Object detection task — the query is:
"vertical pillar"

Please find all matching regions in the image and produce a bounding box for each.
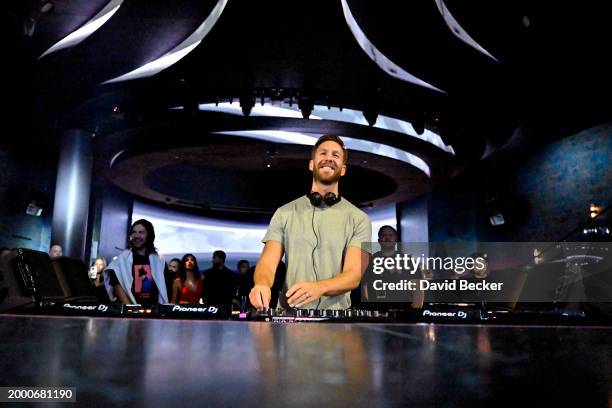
[51,129,93,259]
[399,196,429,241]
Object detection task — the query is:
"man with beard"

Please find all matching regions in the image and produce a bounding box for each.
[249,135,371,310]
[362,225,422,308]
[105,219,169,306]
[362,225,400,302]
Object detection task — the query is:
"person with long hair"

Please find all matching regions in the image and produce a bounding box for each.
[91,257,111,302]
[171,254,204,304]
[105,219,169,306]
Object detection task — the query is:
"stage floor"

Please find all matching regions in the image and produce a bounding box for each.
[0,315,611,407]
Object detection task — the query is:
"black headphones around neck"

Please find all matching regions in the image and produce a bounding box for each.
[307,191,341,207]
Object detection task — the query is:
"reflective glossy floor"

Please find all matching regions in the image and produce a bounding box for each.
[0,315,611,407]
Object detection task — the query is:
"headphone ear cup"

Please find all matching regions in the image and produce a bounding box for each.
[323,192,341,206]
[308,192,322,206]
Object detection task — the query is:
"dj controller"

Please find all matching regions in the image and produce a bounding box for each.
[3,248,610,325]
[9,301,605,325]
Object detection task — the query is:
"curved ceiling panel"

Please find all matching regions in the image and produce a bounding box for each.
[198,102,455,155]
[35,0,221,94]
[340,0,445,93]
[39,0,124,59]
[213,130,432,177]
[106,140,429,217]
[103,0,228,83]
[434,0,499,62]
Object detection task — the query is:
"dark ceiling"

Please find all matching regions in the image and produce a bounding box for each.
[6,0,611,218]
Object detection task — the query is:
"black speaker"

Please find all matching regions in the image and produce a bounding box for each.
[0,249,98,312]
[13,248,65,302]
[0,251,35,312]
[51,257,97,303]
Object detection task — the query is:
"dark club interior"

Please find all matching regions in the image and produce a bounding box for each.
[2,1,611,406]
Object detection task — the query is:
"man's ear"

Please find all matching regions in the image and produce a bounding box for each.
[308,159,314,172]
[340,163,347,176]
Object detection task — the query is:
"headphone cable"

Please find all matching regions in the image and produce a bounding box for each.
[311,203,322,311]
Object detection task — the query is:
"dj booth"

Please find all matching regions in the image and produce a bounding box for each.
[1,249,611,406]
[2,248,610,324]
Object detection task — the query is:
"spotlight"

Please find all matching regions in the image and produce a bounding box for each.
[363,107,378,126]
[184,98,198,116]
[271,89,284,106]
[429,112,441,127]
[412,112,425,135]
[239,95,255,116]
[298,97,314,119]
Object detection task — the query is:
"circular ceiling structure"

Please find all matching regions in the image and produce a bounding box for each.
[107,138,431,215]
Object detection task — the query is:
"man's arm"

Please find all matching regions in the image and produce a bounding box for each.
[171,278,181,304]
[114,284,132,304]
[106,269,131,304]
[286,246,370,308]
[249,240,284,309]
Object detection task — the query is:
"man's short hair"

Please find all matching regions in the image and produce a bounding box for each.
[311,134,347,163]
[213,250,226,262]
[169,258,181,264]
[377,225,398,238]
[237,260,249,268]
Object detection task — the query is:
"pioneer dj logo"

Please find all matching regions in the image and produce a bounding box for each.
[63,303,109,312]
[171,305,218,314]
[422,309,467,319]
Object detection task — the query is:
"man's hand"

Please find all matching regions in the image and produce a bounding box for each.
[286,281,325,308]
[249,284,272,310]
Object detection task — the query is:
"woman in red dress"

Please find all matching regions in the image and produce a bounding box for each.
[171,253,204,304]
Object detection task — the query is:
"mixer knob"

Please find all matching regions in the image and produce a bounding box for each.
[345,309,354,317]
[296,309,307,317]
[372,310,380,318]
[308,309,317,317]
[332,310,344,318]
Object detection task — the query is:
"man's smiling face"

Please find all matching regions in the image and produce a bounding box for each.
[309,140,347,184]
[131,224,148,250]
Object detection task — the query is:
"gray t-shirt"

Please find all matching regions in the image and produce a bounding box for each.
[262,195,372,310]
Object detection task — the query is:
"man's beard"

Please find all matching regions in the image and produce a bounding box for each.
[313,164,342,185]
